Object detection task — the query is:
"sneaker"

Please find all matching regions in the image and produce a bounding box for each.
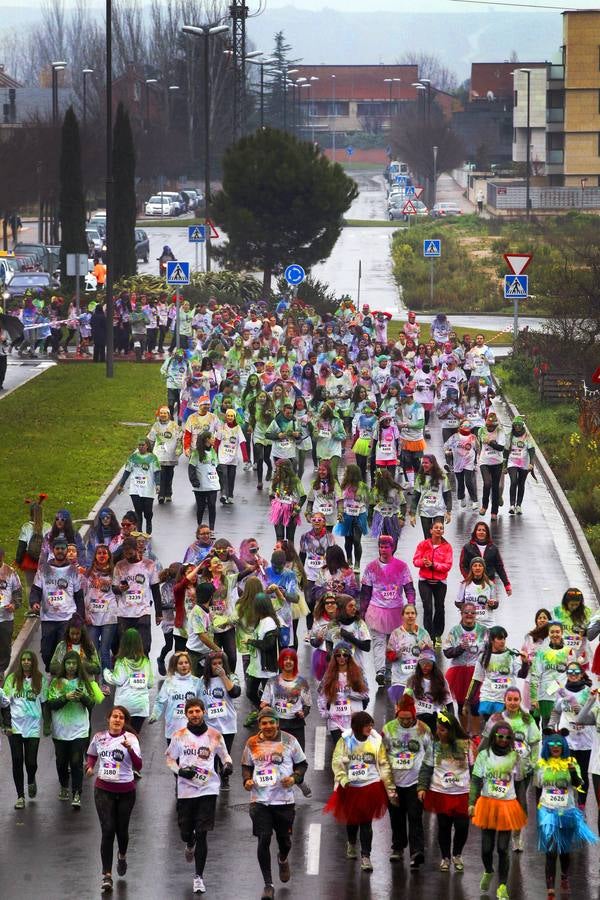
[166,497,172,503]
[472,501,479,511]
[278,855,291,883]
[440,858,451,872]
[460,499,467,509]
[220,495,227,505]
[58,787,70,801]
[225,497,234,505]
[346,842,358,859]
[299,781,312,797]
[491,513,498,522]
[410,851,425,869]
[116,856,127,876]
[265,470,272,482]
[424,429,431,439]
[453,855,464,871]
[157,657,167,677]
[101,875,113,894]
[479,507,487,516]
[158,497,165,505]
[185,843,196,863]
[220,774,230,791]
[546,891,556,899]
[480,871,493,891]
[353,565,361,574]
[497,886,510,900]
[28,782,37,799]
[14,797,25,809]
[512,832,524,852]
[71,791,81,809]
[193,875,206,894]
[261,885,275,900]
[516,506,522,515]
[509,506,515,515]
[560,875,569,893]
[375,670,386,686]
[434,637,442,649]
[257,483,263,491]
[390,848,403,861]
[360,856,373,872]
[209,531,216,539]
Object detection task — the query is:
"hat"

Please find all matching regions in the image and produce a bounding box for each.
[198,395,210,405]
[512,416,525,426]
[418,648,437,664]
[332,640,354,655]
[257,706,280,723]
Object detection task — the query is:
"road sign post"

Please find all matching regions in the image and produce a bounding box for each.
[166,261,191,350]
[67,253,88,316]
[357,259,362,305]
[284,264,306,287]
[188,225,206,273]
[423,240,441,307]
[503,274,529,341]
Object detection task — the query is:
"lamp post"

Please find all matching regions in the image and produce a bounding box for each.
[51,61,67,125]
[308,76,319,144]
[432,144,438,210]
[519,68,532,221]
[247,56,276,129]
[581,176,588,209]
[182,23,230,273]
[104,0,114,377]
[82,67,93,130]
[331,74,336,162]
[168,84,180,129]
[383,76,401,127]
[300,82,310,139]
[144,77,157,131]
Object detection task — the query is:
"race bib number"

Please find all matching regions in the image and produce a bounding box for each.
[221,439,237,462]
[416,699,434,714]
[255,767,278,788]
[380,588,398,604]
[133,474,147,490]
[275,700,290,716]
[489,779,509,798]
[422,492,439,508]
[546,679,562,697]
[48,589,67,608]
[206,468,220,488]
[90,598,107,612]
[334,701,351,717]
[100,760,120,781]
[490,676,509,692]
[318,500,334,516]
[175,703,186,718]
[359,429,372,439]
[378,441,393,456]
[348,763,370,783]
[318,427,331,439]
[401,658,418,675]
[130,671,147,690]
[279,439,293,451]
[475,605,487,620]
[192,767,211,785]
[305,554,325,573]
[391,752,414,770]
[514,739,528,758]
[345,500,362,517]
[206,701,226,719]
[542,787,568,808]
[377,504,395,518]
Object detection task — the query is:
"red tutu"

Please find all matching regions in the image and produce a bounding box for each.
[324,780,389,825]
[423,790,469,817]
[592,643,600,675]
[446,666,478,706]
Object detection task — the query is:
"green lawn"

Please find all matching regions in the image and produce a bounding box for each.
[388,321,513,347]
[2,364,164,629]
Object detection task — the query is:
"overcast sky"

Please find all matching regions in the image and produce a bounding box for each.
[0,0,585,10]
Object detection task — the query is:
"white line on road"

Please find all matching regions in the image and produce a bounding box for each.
[305,823,321,875]
[313,726,326,771]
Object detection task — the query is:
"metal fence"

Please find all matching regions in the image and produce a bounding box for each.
[488,181,600,210]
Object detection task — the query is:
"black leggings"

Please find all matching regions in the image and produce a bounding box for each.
[436,813,469,859]
[246,675,267,708]
[8,734,39,797]
[218,464,236,499]
[214,627,237,672]
[194,490,217,528]
[158,631,174,663]
[254,443,272,484]
[53,737,87,792]
[94,787,136,873]
[480,463,502,514]
[419,579,447,641]
[131,495,154,533]
[572,748,590,804]
[344,521,364,567]
[482,828,511,883]
[274,523,297,544]
[419,514,444,539]
[508,468,529,507]
[545,851,570,888]
[456,469,477,501]
[347,822,372,855]
[159,466,175,499]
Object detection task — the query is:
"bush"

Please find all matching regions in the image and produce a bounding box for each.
[275,275,338,318]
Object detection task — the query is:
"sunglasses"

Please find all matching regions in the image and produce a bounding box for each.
[334,651,350,658]
[547,740,563,747]
[495,734,511,741]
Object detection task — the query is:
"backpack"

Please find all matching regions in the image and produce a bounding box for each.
[27,527,43,562]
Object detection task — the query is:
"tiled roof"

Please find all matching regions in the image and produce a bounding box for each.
[292,65,419,101]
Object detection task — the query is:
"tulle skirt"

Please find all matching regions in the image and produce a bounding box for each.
[352,437,371,456]
[472,796,527,832]
[423,790,469,817]
[446,666,477,707]
[324,780,390,825]
[334,512,368,537]
[365,604,403,636]
[592,643,600,675]
[371,511,402,542]
[311,647,329,680]
[537,805,598,853]
[269,499,300,527]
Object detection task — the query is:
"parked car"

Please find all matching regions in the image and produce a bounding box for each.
[387,189,405,208]
[135,228,149,262]
[180,189,199,210]
[2,271,58,298]
[0,255,21,285]
[145,195,177,216]
[430,202,463,218]
[14,242,47,268]
[86,226,104,254]
[160,192,185,215]
[389,200,429,221]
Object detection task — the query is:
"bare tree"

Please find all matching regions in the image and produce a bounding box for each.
[398,51,458,94]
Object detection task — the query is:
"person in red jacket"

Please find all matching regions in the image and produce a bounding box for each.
[413,521,453,647]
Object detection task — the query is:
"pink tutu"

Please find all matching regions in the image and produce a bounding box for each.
[269,499,300,527]
[365,604,403,635]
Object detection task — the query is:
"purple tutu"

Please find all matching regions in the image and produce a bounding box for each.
[269,498,300,527]
[371,510,402,543]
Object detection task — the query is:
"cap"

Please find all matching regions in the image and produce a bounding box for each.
[257,706,280,723]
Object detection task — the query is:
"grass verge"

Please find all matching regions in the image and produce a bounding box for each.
[388,321,513,347]
[2,364,164,631]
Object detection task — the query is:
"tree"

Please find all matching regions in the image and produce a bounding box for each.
[211,128,358,296]
[112,103,137,281]
[398,52,458,94]
[58,106,87,282]
[265,31,300,131]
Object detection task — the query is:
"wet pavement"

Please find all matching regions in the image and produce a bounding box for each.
[0,358,55,398]
[1,383,596,900]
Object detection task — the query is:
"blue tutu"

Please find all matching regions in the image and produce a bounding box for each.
[537,805,598,854]
[334,512,368,537]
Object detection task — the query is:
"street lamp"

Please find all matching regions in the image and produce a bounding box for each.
[581,176,588,208]
[105,0,114,377]
[168,83,180,129]
[412,78,432,123]
[51,61,67,125]
[383,76,401,126]
[331,74,336,162]
[82,68,93,130]
[308,76,319,144]
[519,68,532,221]
[247,55,277,129]
[182,23,230,272]
[144,77,158,131]
[432,144,439,209]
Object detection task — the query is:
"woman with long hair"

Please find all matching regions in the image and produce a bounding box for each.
[148,650,203,743]
[245,592,280,715]
[83,546,117,691]
[477,412,505,522]
[464,626,525,722]
[456,556,499,629]
[409,454,452,539]
[41,508,85,564]
[504,415,535,515]
[417,713,472,873]
[261,648,311,753]
[460,521,512,597]
[530,621,583,728]
[49,615,101,679]
[86,705,142,894]
[370,468,406,550]
[47,651,100,808]
[443,603,488,735]
[413,519,453,646]
[549,662,593,810]
[188,432,220,533]
[103,628,153,733]
[306,460,343,533]
[234,576,266,678]
[268,459,306,544]
[334,464,370,572]
[0,649,47,808]
[556,588,593,662]
[309,592,341,680]
[86,508,120,564]
[201,650,241,789]
[386,603,433,689]
[405,649,454,733]
[318,641,369,743]
[293,395,314,480]
[247,390,275,489]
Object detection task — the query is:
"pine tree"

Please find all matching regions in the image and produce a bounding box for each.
[58,106,87,284]
[264,31,300,131]
[112,102,137,281]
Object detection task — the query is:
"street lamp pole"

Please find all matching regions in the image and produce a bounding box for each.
[82,68,93,130]
[182,23,229,273]
[331,74,336,162]
[144,77,157,131]
[105,0,114,378]
[522,68,531,222]
[432,144,438,210]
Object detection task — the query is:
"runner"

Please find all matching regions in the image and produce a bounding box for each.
[386,603,433,688]
[412,520,453,646]
[503,416,534,515]
[0,546,22,679]
[112,537,162,654]
[149,650,203,743]
[455,557,499,629]
[147,405,182,504]
[201,650,241,789]
[103,629,153,733]
[116,439,160,534]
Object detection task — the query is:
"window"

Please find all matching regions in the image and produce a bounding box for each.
[514,90,518,107]
[513,127,517,142]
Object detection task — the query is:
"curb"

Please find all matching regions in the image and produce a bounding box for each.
[0,361,55,402]
[6,465,125,674]
[494,376,600,602]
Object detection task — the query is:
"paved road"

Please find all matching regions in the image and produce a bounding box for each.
[0,358,55,398]
[1,384,596,900]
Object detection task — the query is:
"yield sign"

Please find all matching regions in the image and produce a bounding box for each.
[414,185,424,200]
[592,366,600,384]
[402,199,417,214]
[205,217,220,239]
[503,253,533,276]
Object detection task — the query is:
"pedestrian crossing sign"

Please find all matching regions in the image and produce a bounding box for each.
[504,274,528,299]
[188,225,206,242]
[423,239,441,258]
[166,261,191,285]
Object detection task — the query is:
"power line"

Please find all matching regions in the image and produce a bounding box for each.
[448,0,578,9]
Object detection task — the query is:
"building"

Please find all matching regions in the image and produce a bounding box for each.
[0,65,73,131]
[112,63,164,131]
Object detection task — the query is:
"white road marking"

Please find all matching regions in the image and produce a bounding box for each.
[314,726,326,771]
[305,823,321,875]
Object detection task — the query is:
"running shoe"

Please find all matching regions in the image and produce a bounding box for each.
[480,871,493,891]
[375,670,386,686]
[278,855,291,883]
[71,792,81,809]
[508,507,516,515]
[439,858,451,871]
[360,856,373,872]
[472,501,479,511]
[220,774,230,791]
[512,832,524,852]
[346,842,358,859]
[491,513,498,522]
[157,657,167,677]
[257,483,263,491]
[353,565,361,575]
[58,787,70,801]
[220,496,227,505]
[158,497,165,505]
[460,499,467,509]
[516,506,522,515]
[299,781,312,797]
[185,843,196,863]
[453,855,464,871]
[193,875,206,894]
[225,497,234,505]
[14,797,25,809]
[390,848,403,861]
[28,782,37,798]
[261,885,275,900]
[497,886,510,900]
[101,875,113,894]
[117,856,127,876]
[410,851,425,869]
[265,470,272,482]
[479,507,487,516]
